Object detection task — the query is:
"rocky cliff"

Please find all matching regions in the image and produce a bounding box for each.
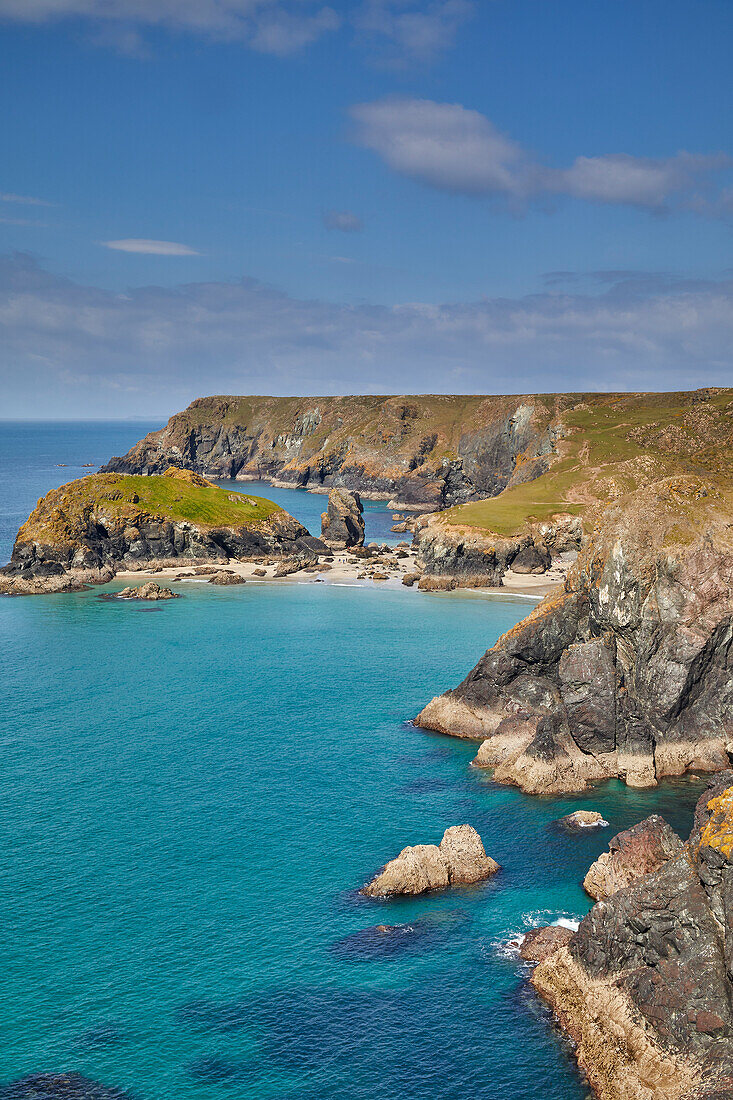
[101,393,577,508]
[532,774,733,1100]
[416,475,733,792]
[0,467,314,595]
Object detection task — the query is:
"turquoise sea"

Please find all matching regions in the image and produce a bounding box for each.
[1,422,706,1099]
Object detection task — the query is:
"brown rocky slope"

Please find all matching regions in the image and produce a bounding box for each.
[416,475,733,793]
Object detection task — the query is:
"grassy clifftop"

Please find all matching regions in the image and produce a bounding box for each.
[442,388,733,536]
[19,467,281,545]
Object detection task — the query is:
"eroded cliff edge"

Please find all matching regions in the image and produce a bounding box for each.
[531,775,733,1100]
[416,476,733,793]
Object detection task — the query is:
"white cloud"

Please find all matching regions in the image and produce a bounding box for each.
[355,0,474,63]
[350,96,731,212]
[0,0,340,55]
[322,209,364,232]
[1,252,731,417]
[102,238,200,255]
[0,191,55,206]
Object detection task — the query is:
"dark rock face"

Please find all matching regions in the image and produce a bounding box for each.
[320,489,365,548]
[532,777,733,1100]
[101,395,561,508]
[510,545,550,574]
[583,815,685,900]
[0,1074,136,1099]
[416,480,733,792]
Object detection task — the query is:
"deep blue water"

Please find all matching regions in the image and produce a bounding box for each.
[0,422,705,1099]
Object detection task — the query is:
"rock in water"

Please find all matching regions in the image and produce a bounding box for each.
[361,824,499,897]
[555,810,609,831]
[208,571,246,585]
[582,814,684,900]
[320,489,365,549]
[520,925,574,963]
[115,582,178,600]
[531,774,733,1100]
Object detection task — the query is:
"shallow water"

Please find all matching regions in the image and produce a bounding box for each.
[0,423,706,1099]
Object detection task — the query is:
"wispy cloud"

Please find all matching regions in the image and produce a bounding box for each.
[1,191,55,207]
[355,0,474,64]
[350,96,731,213]
[101,239,200,255]
[0,0,340,55]
[322,209,364,232]
[1,252,731,416]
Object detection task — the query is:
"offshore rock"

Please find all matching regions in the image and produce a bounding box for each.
[115,582,178,600]
[520,925,574,964]
[416,477,733,792]
[320,488,365,548]
[583,815,684,901]
[361,824,499,897]
[555,810,609,831]
[531,776,733,1100]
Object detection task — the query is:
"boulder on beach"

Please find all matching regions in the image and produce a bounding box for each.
[115,581,178,600]
[555,810,609,831]
[520,925,574,964]
[361,824,499,897]
[582,814,684,901]
[509,544,550,574]
[320,488,365,549]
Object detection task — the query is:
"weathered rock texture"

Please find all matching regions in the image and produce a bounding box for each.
[320,488,365,548]
[101,394,566,508]
[555,810,609,831]
[414,512,581,588]
[361,824,499,897]
[532,775,733,1100]
[115,582,178,600]
[583,815,685,901]
[520,925,574,963]
[416,476,733,792]
[0,468,314,595]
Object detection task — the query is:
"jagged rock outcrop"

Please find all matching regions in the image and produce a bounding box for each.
[583,815,685,901]
[416,477,733,792]
[101,394,565,508]
[532,775,733,1100]
[555,810,609,831]
[361,824,499,897]
[320,488,365,548]
[413,512,581,588]
[0,468,314,595]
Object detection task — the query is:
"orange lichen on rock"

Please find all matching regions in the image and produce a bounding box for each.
[698,789,733,860]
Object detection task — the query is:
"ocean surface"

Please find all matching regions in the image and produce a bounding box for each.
[0,421,706,1099]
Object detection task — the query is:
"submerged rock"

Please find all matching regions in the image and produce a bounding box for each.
[531,774,733,1100]
[361,824,499,897]
[115,582,178,600]
[582,814,684,901]
[320,489,365,549]
[0,1074,136,1099]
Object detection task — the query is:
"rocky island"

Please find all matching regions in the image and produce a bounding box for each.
[0,466,318,595]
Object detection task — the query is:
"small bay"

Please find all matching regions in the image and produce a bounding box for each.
[0,423,704,1099]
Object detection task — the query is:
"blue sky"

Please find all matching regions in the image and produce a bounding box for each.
[1,0,732,416]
